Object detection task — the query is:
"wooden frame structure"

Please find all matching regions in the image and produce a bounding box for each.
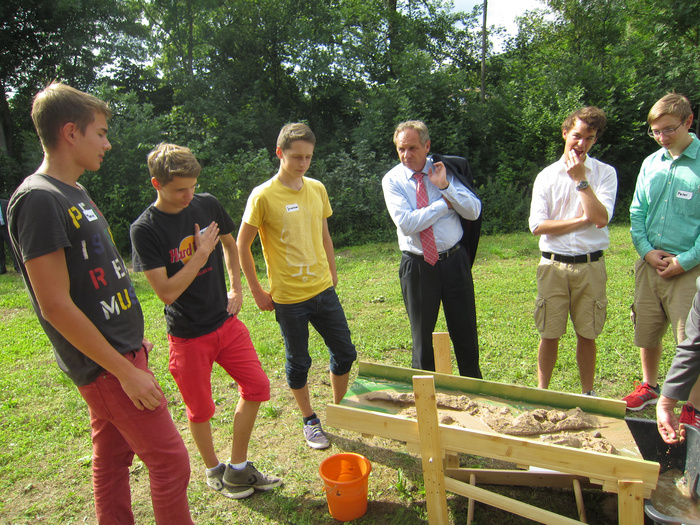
[327,349,660,524]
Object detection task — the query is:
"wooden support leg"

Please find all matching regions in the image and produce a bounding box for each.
[572,478,587,523]
[433,332,452,375]
[467,473,476,525]
[617,480,644,525]
[444,451,459,469]
[413,375,449,525]
[432,333,460,469]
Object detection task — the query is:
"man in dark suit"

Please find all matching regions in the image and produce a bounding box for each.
[0,197,19,274]
[382,120,482,378]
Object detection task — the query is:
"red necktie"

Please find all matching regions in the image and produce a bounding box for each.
[413,172,439,265]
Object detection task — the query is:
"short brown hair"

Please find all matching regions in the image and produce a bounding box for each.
[648,93,693,125]
[31,82,112,151]
[393,120,430,145]
[147,143,201,186]
[277,123,316,151]
[562,107,607,138]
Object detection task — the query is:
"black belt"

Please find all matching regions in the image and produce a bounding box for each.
[405,244,461,261]
[542,250,603,264]
[438,244,461,260]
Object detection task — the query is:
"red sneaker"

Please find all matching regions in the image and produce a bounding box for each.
[622,381,659,411]
[679,403,700,429]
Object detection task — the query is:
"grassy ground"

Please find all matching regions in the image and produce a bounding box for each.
[0,223,674,524]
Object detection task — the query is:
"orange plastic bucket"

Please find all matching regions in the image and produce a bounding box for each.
[319,453,372,521]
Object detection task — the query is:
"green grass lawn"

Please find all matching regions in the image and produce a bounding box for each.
[0,223,676,524]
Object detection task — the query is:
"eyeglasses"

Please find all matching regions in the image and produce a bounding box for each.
[647,122,684,138]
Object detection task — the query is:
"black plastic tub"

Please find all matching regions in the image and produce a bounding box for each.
[626,417,700,525]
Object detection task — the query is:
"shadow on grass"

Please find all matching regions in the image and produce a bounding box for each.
[238,490,428,525]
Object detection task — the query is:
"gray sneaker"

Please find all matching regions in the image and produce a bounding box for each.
[223,462,282,491]
[303,418,330,449]
[206,463,255,499]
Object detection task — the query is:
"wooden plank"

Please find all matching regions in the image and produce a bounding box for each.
[414,376,449,524]
[438,424,659,493]
[355,361,626,418]
[446,468,596,489]
[326,403,659,493]
[433,332,452,375]
[444,476,584,525]
[327,403,419,444]
[617,480,644,525]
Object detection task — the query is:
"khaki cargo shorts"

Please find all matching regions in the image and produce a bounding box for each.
[534,257,607,340]
[631,259,700,348]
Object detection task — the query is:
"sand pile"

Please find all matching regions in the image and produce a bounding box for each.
[366,390,615,453]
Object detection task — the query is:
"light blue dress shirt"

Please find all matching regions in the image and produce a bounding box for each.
[382,156,481,255]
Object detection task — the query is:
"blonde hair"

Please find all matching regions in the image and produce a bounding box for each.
[277,123,316,151]
[147,143,201,185]
[393,120,430,145]
[648,93,693,125]
[31,82,112,150]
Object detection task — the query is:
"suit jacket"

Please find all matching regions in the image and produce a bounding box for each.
[432,154,482,264]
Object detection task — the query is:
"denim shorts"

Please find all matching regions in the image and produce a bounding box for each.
[274,287,356,389]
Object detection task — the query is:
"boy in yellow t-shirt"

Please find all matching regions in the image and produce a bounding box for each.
[237,123,357,449]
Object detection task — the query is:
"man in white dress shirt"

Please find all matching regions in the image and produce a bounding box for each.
[382,120,483,377]
[529,107,618,395]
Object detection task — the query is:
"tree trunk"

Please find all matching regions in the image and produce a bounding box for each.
[0,81,14,158]
[480,0,487,102]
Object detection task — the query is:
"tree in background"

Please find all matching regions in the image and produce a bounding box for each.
[0,0,150,194]
[2,0,699,250]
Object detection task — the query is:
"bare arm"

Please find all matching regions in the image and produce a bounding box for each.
[26,250,162,410]
[565,150,609,228]
[532,215,590,236]
[142,221,220,305]
[322,218,338,287]
[220,233,242,316]
[236,221,274,311]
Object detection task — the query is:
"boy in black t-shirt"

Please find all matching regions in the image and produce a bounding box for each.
[130,143,281,499]
[8,84,193,524]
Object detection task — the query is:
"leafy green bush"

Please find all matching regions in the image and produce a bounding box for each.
[200,148,276,226]
[477,177,531,235]
[316,141,396,247]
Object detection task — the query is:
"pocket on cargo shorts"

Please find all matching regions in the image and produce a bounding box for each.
[594,298,608,337]
[534,298,546,333]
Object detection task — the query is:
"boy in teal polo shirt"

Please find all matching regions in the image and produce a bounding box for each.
[626,93,700,423]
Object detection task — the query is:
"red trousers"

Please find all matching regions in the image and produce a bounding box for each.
[78,348,193,524]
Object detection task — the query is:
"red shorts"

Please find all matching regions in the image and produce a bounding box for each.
[168,316,270,423]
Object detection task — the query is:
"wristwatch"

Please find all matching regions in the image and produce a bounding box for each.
[575,180,589,191]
